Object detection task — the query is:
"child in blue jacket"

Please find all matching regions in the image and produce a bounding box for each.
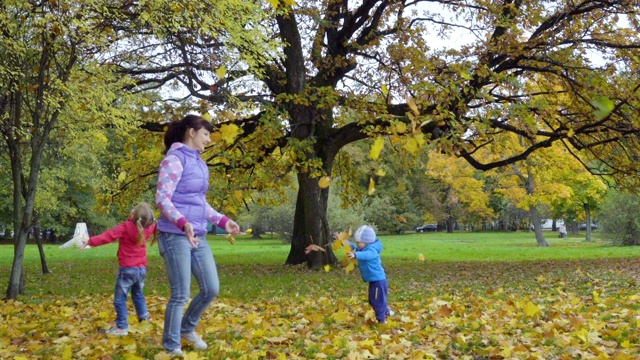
[347,225,392,323]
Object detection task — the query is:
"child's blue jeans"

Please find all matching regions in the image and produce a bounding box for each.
[114,266,149,329]
[368,279,389,323]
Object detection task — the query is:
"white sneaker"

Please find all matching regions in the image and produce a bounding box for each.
[167,348,183,357]
[104,327,128,336]
[181,331,207,350]
[387,309,395,316]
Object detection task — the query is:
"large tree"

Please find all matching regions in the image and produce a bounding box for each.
[0,1,144,299]
[117,0,640,269]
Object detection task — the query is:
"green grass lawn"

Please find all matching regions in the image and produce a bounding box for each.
[1,230,638,302]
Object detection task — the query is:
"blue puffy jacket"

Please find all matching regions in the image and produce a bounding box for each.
[350,240,386,282]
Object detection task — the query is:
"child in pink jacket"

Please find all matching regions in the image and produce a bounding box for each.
[82,202,156,335]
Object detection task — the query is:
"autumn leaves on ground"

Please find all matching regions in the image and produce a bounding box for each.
[2,250,640,359]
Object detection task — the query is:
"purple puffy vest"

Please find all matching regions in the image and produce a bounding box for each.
[157,145,210,236]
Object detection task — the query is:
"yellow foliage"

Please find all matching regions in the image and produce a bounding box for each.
[217,124,241,145]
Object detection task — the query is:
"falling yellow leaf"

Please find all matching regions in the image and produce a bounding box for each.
[394,215,407,223]
[304,244,326,254]
[381,84,389,96]
[226,234,235,245]
[266,0,279,8]
[368,177,375,195]
[418,253,425,261]
[406,96,419,115]
[216,65,227,79]
[324,264,331,272]
[369,136,384,160]
[245,228,253,234]
[318,176,331,189]
[117,171,126,183]
[376,169,386,176]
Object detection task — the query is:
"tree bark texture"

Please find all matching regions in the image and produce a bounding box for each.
[285,170,338,268]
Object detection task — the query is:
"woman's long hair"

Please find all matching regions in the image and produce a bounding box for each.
[163,114,214,153]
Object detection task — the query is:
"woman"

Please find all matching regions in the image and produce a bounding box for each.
[155,114,240,355]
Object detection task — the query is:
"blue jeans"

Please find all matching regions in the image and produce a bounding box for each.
[114,267,148,330]
[157,232,219,351]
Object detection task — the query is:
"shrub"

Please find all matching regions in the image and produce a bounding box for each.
[599,192,640,246]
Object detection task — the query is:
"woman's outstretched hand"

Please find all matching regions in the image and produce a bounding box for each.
[225,220,240,235]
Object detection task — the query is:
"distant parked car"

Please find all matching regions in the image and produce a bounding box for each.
[415,224,438,232]
[579,222,599,230]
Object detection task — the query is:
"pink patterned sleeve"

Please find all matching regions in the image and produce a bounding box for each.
[155,155,187,230]
[205,205,229,230]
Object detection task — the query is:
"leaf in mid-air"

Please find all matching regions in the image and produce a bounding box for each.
[394,215,406,223]
[318,176,331,189]
[216,65,227,79]
[304,244,326,254]
[369,136,384,160]
[406,96,419,115]
[591,95,615,119]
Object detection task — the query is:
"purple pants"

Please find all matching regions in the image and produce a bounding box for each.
[368,279,389,323]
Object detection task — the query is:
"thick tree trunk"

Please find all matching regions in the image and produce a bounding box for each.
[285,172,338,269]
[529,206,549,246]
[529,206,550,246]
[7,234,27,299]
[446,218,454,233]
